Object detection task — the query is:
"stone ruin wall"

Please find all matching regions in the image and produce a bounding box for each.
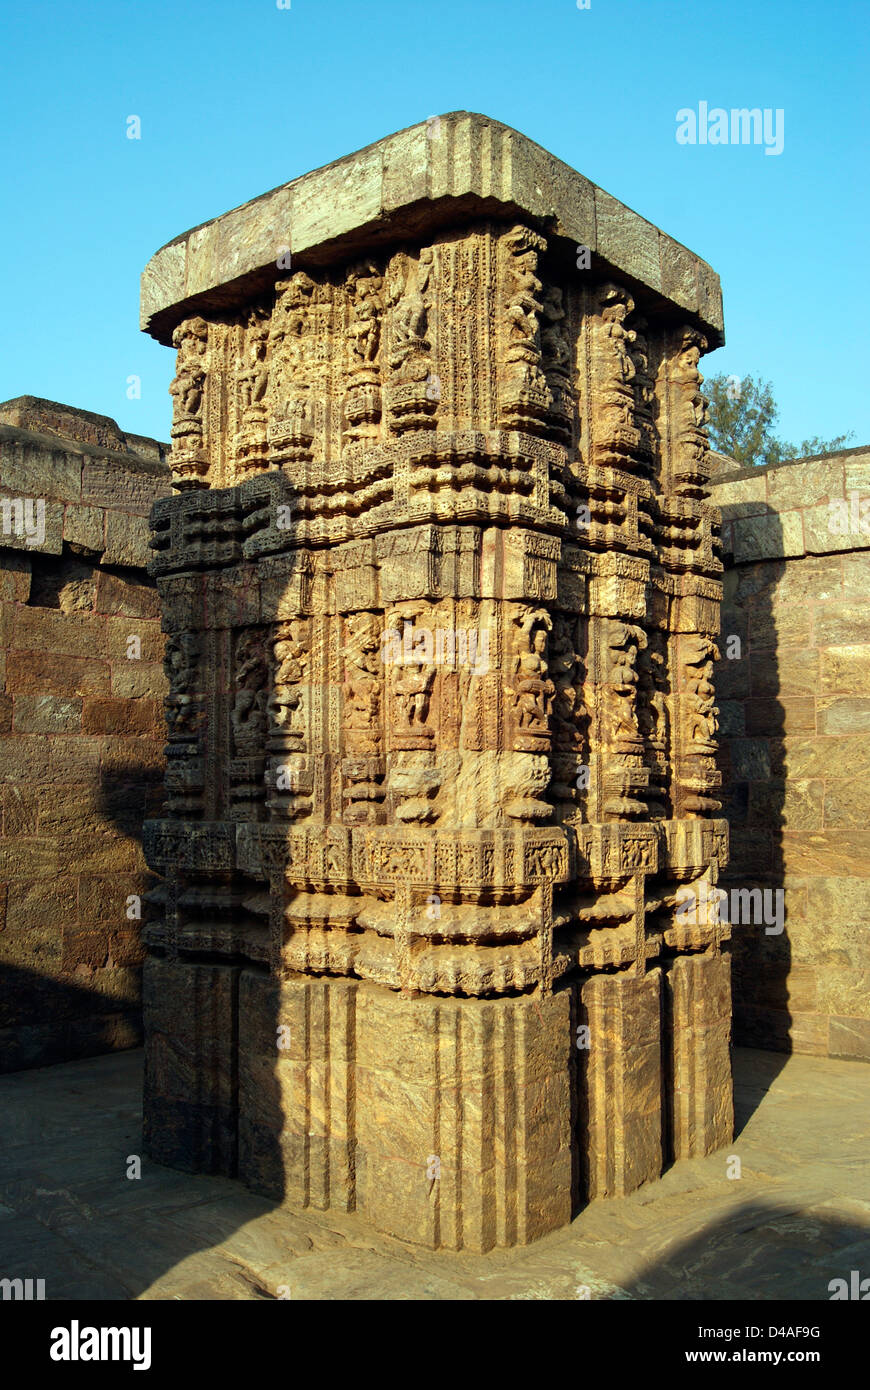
[2,398,863,1090]
[0,398,171,1071]
[140,190,734,1250]
[0,117,863,1255]
[711,446,870,1063]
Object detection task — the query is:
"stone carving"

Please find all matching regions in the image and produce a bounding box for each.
[344,260,384,443]
[168,317,209,488]
[231,629,269,755]
[604,619,645,745]
[234,309,270,474]
[268,273,317,468]
[342,612,385,825]
[499,225,551,430]
[600,619,652,821]
[591,284,642,468]
[628,317,656,469]
[676,631,722,818]
[162,631,204,818]
[541,283,573,438]
[142,121,731,1256]
[549,612,586,815]
[512,607,554,744]
[670,326,711,494]
[163,632,201,738]
[683,634,720,750]
[229,627,269,817]
[266,619,312,820]
[384,249,438,432]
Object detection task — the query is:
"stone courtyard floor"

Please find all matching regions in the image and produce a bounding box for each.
[0,1046,867,1301]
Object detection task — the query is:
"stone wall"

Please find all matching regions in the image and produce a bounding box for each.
[711,446,870,1062]
[0,398,171,1071]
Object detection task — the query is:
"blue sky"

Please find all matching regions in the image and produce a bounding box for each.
[1,0,867,448]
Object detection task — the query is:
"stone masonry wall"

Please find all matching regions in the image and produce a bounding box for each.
[0,398,171,1071]
[711,446,870,1062]
[2,397,867,1079]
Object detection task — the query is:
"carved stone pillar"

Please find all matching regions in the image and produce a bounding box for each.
[140,113,731,1251]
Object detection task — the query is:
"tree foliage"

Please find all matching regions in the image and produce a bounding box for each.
[705,373,855,467]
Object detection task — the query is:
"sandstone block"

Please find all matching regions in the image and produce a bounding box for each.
[578,970,662,1199]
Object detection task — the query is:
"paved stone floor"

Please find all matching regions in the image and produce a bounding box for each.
[0,1046,867,1300]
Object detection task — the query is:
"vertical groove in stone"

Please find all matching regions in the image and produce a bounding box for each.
[665,951,733,1160]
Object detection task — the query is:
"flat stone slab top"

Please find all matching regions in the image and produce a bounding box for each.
[140,111,723,347]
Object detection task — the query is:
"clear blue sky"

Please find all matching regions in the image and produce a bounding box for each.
[1,0,867,448]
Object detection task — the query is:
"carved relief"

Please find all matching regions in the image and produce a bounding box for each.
[682,634,719,751]
[628,317,656,471]
[233,309,270,475]
[341,612,385,825]
[266,619,312,820]
[162,632,205,817]
[499,225,551,430]
[541,284,573,439]
[383,605,442,823]
[549,612,586,817]
[168,317,209,488]
[343,260,384,442]
[601,619,650,820]
[670,327,711,495]
[384,248,438,432]
[590,284,644,469]
[511,607,554,746]
[677,632,722,818]
[268,272,317,468]
[637,628,669,817]
[229,628,269,817]
[500,607,554,824]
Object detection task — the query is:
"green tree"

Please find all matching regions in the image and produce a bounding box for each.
[705,373,855,466]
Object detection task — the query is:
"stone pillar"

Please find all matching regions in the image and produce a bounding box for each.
[578,969,663,1199]
[238,971,357,1211]
[664,950,734,1159]
[143,956,239,1175]
[139,113,732,1248]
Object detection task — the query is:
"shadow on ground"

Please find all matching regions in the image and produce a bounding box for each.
[1,1045,867,1300]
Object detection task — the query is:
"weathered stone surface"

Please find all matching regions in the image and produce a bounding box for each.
[103,510,152,568]
[63,503,104,554]
[579,970,663,1198]
[141,113,723,347]
[140,120,732,1250]
[714,457,870,1060]
[0,399,170,1074]
[665,952,733,1160]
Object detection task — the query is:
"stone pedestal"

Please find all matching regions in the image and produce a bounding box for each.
[140,113,733,1249]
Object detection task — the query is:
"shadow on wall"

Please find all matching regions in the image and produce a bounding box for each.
[0,500,761,1283]
[717,500,790,1101]
[0,961,141,1078]
[0,756,167,1078]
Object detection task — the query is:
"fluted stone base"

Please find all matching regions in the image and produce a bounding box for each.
[144,955,733,1251]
